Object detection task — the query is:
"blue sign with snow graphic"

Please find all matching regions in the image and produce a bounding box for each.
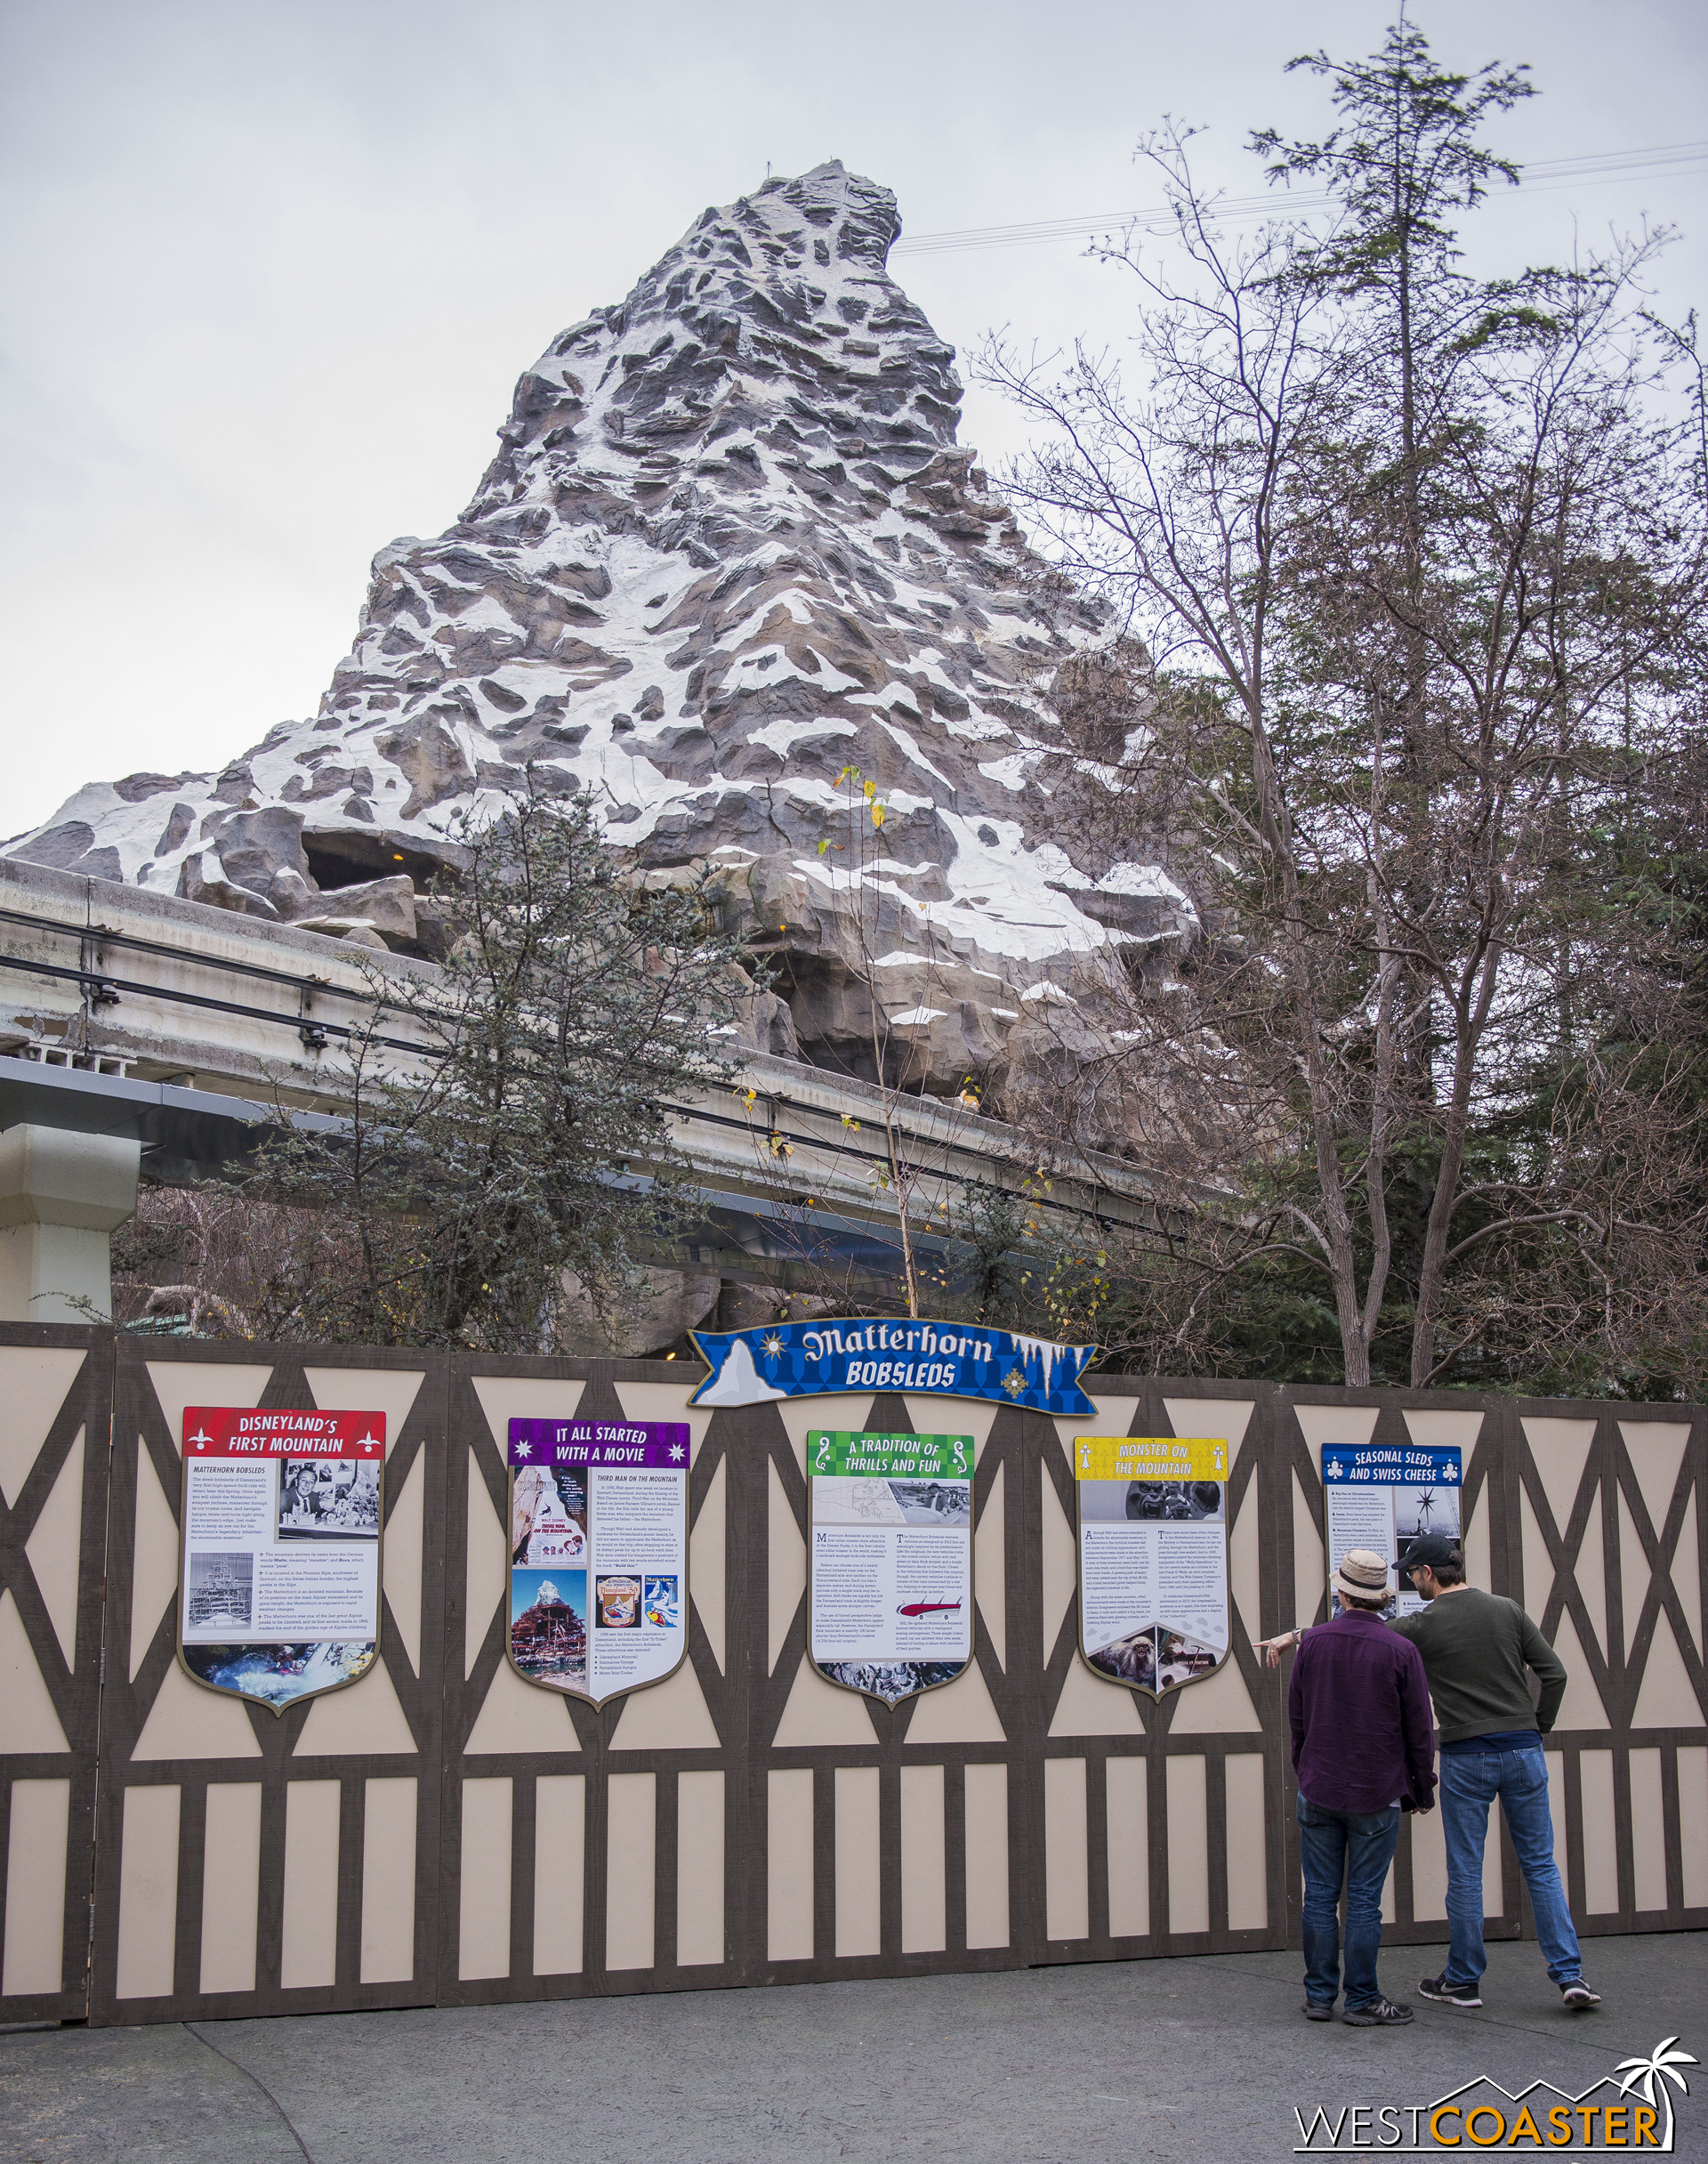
[687,1318,1100,1415]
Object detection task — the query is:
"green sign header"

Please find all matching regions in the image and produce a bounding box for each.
[807,1431,975,1479]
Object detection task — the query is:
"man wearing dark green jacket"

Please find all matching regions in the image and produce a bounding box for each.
[1261,1532,1601,2013]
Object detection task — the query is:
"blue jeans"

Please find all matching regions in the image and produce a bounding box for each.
[1438,1746,1582,1986]
[1297,1794,1401,2009]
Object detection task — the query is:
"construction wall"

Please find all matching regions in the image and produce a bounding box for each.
[1,1327,1702,2024]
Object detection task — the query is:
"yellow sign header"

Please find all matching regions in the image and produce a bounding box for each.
[1074,1435,1229,1482]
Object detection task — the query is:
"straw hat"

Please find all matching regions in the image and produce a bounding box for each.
[1333,1547,1392,1604]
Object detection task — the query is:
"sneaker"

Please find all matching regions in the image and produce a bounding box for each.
[1304,2000,1335,2022]
[1419,1972,1483,2008]
[1560,1980,1601,2010]
[1343,1997,1414,2026]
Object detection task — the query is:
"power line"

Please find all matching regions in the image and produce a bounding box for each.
[891,141,1708,258]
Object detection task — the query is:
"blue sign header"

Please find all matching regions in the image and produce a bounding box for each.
[687,1318,1100,1417]
[1322,1444,1462,1485]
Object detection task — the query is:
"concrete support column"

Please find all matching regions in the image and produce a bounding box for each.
[0,1124,141,1323]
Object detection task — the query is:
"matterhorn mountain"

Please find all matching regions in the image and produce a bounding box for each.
[9,161,1192,1109]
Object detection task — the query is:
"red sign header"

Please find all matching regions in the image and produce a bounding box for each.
[182,1407,387,1459]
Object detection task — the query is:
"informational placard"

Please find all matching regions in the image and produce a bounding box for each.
[179,1406,385,1713]
[1073,1435,1230,1697]
[1323,1441,1463,1618]
[807,1429,975,1706]
[507,1417,689,1707]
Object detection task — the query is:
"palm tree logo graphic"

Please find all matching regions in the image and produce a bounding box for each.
[1615,2039,1696,2148]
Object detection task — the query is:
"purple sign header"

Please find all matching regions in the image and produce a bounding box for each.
[506,1417,689,1470]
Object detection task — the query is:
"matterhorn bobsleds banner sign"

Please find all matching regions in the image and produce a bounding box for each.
[1074,1435,1232,1698]
[808,1429,976,1706]
[179,1407,386,1712]
[688,1318,1099,1416]
[506,1417,690,1707]
[1323,1441,1462,1618]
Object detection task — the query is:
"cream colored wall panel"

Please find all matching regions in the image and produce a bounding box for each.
[1169,1656,1262,1735]
[280,1779,341,1989]
[2,1778,69,1994]
[198,1782,262,1994]
[1403,1409,1486,1455]
[381,1448,424,1676]
[1575,1490,1609,1654]
[1229,1479,1260,1642]
[1522,1419,1596,1531]
[1163,1398,1255,1459]
[1619,1423,1691,1538]
[294,1659,415,1756]
[1291,1470,1325,1630]
[773,1396,875,1480]
[1052,1391,1142,1463]
[689,1456,727,1672]
[1165,1757,1210,1934]
[677,1769,725,1967]
[613,1380,720,1465]
[1631,1612,1703,1729]
[0,1590,70,1753]
[128,1443,181,1682]
[1578,1751,1619,1913]
[1292,1406,1378,1477]
[469,1375,585,1445]
[903,1394,1002,1456]
[1519,1488,1555,1619]
[768,1459,805,1674]
[144,1362,271,1446]
[608,1657,720,1749]
[302,1369,424,1457]
[1411,1795,1448,1919]
[24,1428,82,1665]
[772,1657,877,1745]
[1629,1748,1666,1911]
[359,1777,417,1984]
[1048,1656,1145,1738]
[1224,1755,1267,1931]
[974,1459,1005,1670]
[1040,1463,1076,1661]
[463,1448,508,1682]
[605,1771,656,1972]
[131,1659,261,1761]
[115,1784,179,1999]
[0,1348,85,1506]
[533,1773,585,1975]
[1678,1747,1708,1909]
[1463,1480,1492,1599]
[464,1656,579,1755]
[1618,1491,1651,1656]
[457,1776,512,1980]
[1043,1756,1088,1941]
[1105,1756,1148,1940]
[834,1765,881,1958]
[904,1660,1006,1745]
[963,1763,1010,1950]
[899,1764,946,1954]
[767,1767,814,1961]
[1675,1491,1704,1657]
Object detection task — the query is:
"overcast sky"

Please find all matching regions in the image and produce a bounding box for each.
[3,0,1704,836]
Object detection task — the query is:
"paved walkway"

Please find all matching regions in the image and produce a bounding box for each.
[4,1934,1704,2162]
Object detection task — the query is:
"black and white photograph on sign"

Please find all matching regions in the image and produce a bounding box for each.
[810,1476,971,1528]
[278,1458,381,1540]
[1079,1479,1225,1524]
[1395,1483,1461,1551]
[818,1659,963,1699]
[185,1549,254,1632]
[1089,1625,1159,1689]
[512,1463,588,1567]
[1156,1630,1220,1689]
[887,1479,972,1525]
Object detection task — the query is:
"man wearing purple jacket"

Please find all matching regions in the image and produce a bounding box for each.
[1290,1546,1436,2025]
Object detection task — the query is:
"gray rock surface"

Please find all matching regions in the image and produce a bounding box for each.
[7,161,1193,1110]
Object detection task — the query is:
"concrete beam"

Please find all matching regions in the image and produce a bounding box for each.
[0,1123,141,1323]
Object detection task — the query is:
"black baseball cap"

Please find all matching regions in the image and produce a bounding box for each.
[1400,1533,1461,1570]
